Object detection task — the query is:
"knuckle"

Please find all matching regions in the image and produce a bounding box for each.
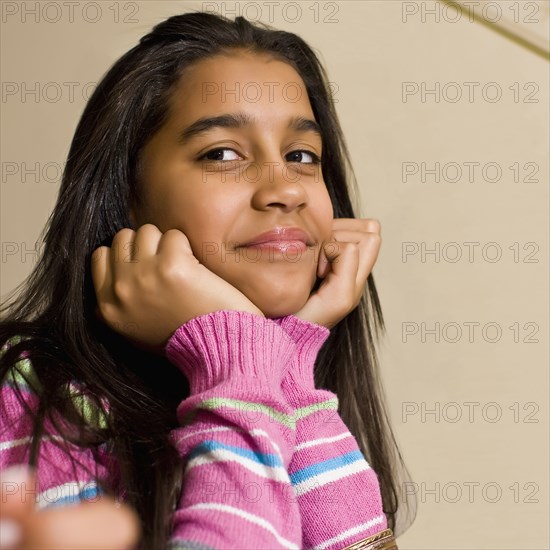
[97,301,115,324]
[124,241,139,260]
[112,228,134,246]
[112,279,130,302]
[139,223,160,233]
[91,246,105,263]
[117,227,135,238]
[367,232,381,243]
[158,259,183,282]
[164,228,188,243]
[369,218,381,232]
[164,228,182,237]
[344,242,359,253]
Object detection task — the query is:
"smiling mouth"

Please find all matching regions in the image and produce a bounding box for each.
[239,240,309,253]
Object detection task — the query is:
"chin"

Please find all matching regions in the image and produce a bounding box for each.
[233,272,318,318]
[255,293,310,319]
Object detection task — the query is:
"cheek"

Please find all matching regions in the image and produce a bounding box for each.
[315,192,334,238]
[180,208,234,265]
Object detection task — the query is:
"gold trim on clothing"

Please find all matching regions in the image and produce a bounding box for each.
[341,528,398,550]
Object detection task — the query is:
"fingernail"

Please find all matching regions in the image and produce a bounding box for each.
[0,518,22,549]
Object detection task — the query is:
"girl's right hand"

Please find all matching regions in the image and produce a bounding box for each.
[91,224,264,349]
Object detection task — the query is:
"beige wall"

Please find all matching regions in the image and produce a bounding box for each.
[1,1,548,547]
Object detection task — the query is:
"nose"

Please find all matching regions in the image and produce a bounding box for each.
[249,160,308,213]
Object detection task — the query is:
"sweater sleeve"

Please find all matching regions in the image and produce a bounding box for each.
[164,310,302,550]
[272,315,390,550]
[0,337,112,510]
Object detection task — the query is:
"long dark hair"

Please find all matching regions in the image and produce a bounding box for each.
[0,10,416,548]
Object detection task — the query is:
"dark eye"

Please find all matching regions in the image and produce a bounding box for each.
[286,150,321,164]
[200,148,241,161]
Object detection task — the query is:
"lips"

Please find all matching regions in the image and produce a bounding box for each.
[237,226,314,248]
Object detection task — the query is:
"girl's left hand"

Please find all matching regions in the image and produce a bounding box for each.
[293,218,381,330]
[0,466,140,549]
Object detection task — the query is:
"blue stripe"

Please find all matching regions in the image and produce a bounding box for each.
[188,439,283,467]
[168,540,217,550]
[289,450,365,485]
[46,485,102,508]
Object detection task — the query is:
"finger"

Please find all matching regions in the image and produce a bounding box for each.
[316,244,328,279]
[321,240,360,302]
[331,229,381,288]
[0,465,37,511]
[318,228,362,279]
[157,228,194,261]
[110,228,137,267]
[132,223,162,262]
[0,466,37,549]
[355,232,381,288]
[317,229,362,280]
[90,247,110,305]
[26,498,141,550]
[320,218,380,280]
[332,217,381,236]
[0,516,22,549]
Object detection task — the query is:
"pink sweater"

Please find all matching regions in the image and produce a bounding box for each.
[0,310,388,549]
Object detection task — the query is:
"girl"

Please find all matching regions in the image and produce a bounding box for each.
[0,11,416,550]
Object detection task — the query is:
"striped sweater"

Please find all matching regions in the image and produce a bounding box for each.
[0,310,388,549]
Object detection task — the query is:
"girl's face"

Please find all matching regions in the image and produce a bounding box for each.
[131,49,334,318]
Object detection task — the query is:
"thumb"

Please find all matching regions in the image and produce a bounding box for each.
[26,497,141,550]
[0,465,38,549]
[0,465,37,511]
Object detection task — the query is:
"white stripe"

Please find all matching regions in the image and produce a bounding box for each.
[294,460,371,497]
[310,515,387,550]
[0,434,64,452]
[0,436,33,452]
[186,502,299,549]
[295,432,352,452]
[185,448,290,483]
[36,481,99,510]
[176,426,283,460]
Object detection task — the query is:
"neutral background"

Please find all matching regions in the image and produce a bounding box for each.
[1,1,549,548]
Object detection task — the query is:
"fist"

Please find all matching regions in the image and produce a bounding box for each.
[295,218,382,329]
[91,224,264,349]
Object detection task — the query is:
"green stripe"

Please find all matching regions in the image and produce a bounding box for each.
[70,393,109,430]
[181,397,296,429]
[295,397,339,421]
[6,360,41,392]
[1,335,108,430]
[1,336,41,392]
[181,396,339,429]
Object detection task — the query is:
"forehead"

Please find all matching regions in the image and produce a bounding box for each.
[166,50,315,123]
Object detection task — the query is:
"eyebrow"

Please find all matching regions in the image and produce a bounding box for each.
[177,111,322,145]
